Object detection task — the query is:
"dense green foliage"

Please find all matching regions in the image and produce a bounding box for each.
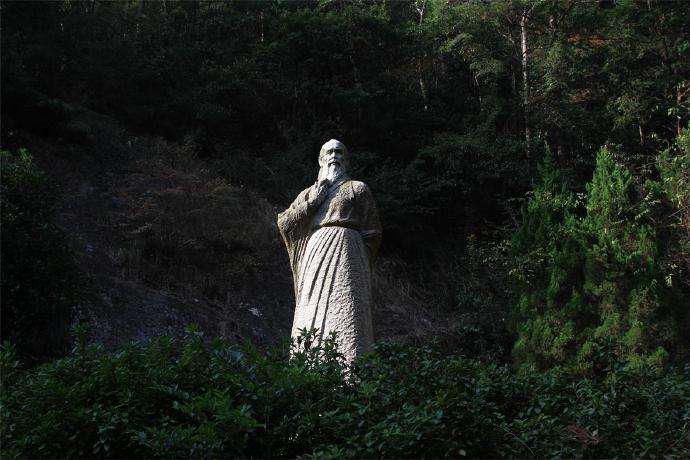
[0,149,82,362]
[2,330,688,458]
[4,0,687,359]
[1,0,689,454]
[512,133,690,373]
[4,0,688,243]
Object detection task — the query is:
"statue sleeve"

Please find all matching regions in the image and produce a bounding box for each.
[277,187,316,241]
[277,186,316,299]
[357,183,382,264]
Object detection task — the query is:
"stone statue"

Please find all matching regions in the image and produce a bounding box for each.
[278,139,382,365]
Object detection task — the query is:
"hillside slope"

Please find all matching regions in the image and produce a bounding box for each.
[17,105,441,351]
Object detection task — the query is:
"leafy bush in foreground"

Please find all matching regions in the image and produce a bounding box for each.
[2,329,688,458]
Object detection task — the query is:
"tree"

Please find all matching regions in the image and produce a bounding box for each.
[513,141,689,374]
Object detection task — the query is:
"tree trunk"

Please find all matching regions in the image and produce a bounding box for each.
[639,123,645,146]
[520,8,531,156]
[415,0,428,111]
[678,87,683,136]
[258,11,265,43]
[677,82,688,136]
[417,62,428,112]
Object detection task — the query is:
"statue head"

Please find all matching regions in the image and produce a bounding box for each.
[318,139,349,182]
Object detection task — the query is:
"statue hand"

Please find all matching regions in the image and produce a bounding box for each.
[308,179,330,208]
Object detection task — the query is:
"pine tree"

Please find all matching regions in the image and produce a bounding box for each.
[513,145,686,374]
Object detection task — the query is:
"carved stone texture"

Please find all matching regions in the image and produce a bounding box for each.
[277,139,382,365]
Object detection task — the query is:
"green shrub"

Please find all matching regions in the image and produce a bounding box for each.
[512,138,689,374]
[0,149,82,362]
[655,127,690,348]
[2,329,688,458]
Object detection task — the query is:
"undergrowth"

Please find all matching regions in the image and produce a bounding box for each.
[0,149,83,362]
[1,328,687,458]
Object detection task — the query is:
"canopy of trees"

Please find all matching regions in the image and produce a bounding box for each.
[1,1,688,455]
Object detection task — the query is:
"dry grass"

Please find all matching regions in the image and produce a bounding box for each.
[372,255,448,345]
[110,138,289,303]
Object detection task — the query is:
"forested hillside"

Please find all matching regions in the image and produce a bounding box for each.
[1,0,689,457]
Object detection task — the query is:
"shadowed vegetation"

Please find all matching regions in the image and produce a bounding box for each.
[1,0,688,455]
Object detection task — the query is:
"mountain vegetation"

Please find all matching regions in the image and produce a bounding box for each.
[1,0,688,456]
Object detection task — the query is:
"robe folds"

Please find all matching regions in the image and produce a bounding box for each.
[277,178,382,364]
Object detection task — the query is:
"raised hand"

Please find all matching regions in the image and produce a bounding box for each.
[308,178,330,209]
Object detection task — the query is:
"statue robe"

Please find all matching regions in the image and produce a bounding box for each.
[277,178,382,364]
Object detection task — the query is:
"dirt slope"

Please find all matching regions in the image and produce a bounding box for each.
[24,109,437,352]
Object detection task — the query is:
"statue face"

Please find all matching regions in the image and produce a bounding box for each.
[320,146,348,170]
[318,139,349,182]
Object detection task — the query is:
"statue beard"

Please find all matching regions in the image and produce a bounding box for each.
[318,163,347,183]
